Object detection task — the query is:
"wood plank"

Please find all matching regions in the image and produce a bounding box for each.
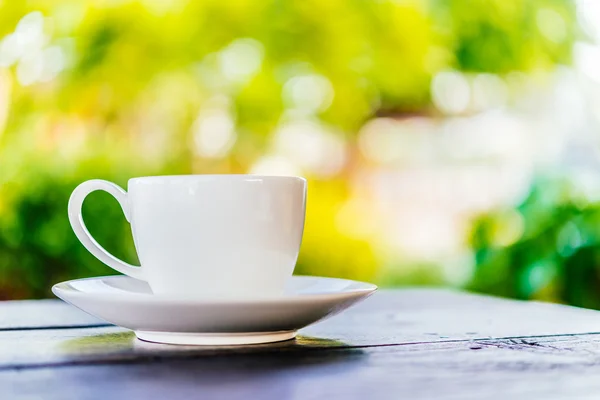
[3,289,600,338]
[2,289,600,368]
[4,291,600,399]
[0,299,108,330]
[308,288,600,342]
[4,334,600,400]
[0,326,362,369]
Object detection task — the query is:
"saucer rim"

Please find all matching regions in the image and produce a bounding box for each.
[52,274,377,306]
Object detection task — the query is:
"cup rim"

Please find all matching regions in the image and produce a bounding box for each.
[128,174,306,184]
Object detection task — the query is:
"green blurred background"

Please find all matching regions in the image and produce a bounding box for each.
[3,0,600,308]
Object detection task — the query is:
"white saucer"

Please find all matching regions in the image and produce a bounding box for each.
[52,275,377,346]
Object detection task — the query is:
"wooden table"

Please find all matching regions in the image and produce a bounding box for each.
[3,289,600,399]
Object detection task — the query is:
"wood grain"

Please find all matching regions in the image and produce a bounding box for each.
[3,289,600,399]
[0,299,108,330]
[1,289,600,369]
[3,289,600,338]
[4,334,600,400]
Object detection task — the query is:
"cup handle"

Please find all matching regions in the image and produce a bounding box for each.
[68,179,144,280]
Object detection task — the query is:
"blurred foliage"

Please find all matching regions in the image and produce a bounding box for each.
[469,175,600,309]
[0,0,580,299]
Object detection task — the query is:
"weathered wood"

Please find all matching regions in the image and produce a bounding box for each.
[4,334,600,400]
[3,289,600,338]
[1,289,600,369]
[3,289,600,399]
[0,299,108,330]
[306,288,600,342]
[0,327,357,369]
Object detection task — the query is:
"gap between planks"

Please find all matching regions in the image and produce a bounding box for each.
[2,330,600,372]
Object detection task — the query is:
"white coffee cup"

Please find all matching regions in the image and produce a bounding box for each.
[68,175,307,300]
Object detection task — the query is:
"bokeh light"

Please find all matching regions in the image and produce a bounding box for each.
[3,0,600,310]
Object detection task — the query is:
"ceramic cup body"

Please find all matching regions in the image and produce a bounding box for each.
[68,175,307,300]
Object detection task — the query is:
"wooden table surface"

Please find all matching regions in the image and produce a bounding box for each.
[3,289,600,399]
